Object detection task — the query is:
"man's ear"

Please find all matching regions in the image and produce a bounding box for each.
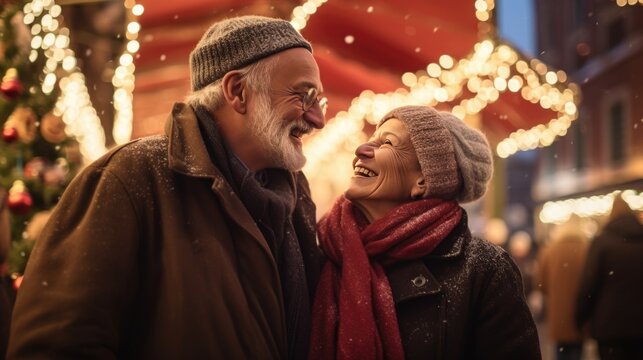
[411,176,427,199]
[221,71,247,114]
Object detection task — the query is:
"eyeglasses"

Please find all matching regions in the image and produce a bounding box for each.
[301,88,328,115]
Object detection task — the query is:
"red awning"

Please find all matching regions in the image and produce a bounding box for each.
[135,0,568,143]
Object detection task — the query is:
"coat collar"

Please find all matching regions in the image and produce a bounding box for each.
[424,211,469,259]
[165,103,219,178]
[387,213,470,303]
[164,102,268,252]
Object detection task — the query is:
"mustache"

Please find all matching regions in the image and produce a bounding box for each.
[288,120,314,136]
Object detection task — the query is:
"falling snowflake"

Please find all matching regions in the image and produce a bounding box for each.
[344,35,355,44]
[160,54,166,61]
[367,6,374,13]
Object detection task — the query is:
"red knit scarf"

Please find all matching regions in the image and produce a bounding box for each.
[309,196,462,360]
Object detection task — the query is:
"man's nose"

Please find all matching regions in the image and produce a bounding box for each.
[355,142,376,159]
[303,104,325,129]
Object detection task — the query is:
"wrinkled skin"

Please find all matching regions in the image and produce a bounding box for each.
[246,48,325,171]
[345,118,425,222]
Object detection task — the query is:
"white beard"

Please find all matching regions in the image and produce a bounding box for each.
[246,93,307,171]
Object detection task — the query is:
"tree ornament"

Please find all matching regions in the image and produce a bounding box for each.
[2,126,19,143]
[7,180,33,216]
[55,157,70,174]
[5,106,37,144]
[40,112,67,143]
[13,275,24,290]
[0,68,24,100]
[43,164,66,186]
[24,157,47,180]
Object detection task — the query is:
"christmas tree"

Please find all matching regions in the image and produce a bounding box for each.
[1,0,81,279]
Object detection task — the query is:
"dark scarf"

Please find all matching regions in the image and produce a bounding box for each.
[309,196,463,360]
[195,106,312,360]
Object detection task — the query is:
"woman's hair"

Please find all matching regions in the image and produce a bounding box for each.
[185,54,280,110]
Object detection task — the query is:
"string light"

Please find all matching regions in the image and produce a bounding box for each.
[539,190,643,224]
[23,0,142,161]
[615,0,643,6]
[290,0,328,31]
[112,1,144,145]
[54,73,107,160]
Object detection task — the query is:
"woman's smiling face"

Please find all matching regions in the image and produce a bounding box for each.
[345,118,425,220]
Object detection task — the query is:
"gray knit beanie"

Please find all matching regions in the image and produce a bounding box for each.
[379,106,493,203]
[189,15,312,91]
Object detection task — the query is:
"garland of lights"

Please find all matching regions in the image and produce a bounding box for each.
[293,0,582,180]
[539,190,643,224]
[24,0,142,162]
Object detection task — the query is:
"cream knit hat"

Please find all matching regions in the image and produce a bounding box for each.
[189,15,312,91]
[379,106,493,203]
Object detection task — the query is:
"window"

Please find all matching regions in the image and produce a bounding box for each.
[609,102,625,163]
[573,0,587,28]
[607,17,626,50]
[573,120,585,170]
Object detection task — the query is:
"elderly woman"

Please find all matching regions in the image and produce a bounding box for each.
[309,106,541,359]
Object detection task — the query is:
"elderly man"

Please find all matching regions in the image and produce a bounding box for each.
[8,16,326,359]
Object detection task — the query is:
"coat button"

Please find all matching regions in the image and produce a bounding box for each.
[411,275,427,288]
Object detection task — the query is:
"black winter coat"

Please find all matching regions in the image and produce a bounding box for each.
[576,212,643,340]
[386,215,541,359]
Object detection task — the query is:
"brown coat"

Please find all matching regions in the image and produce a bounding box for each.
[386,215,541,360]
[535,229,588,343]
[7,103,320,359]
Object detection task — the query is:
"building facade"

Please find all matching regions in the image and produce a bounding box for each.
[533,0,643,231]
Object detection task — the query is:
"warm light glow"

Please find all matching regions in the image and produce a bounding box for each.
[132,4,144,16]
[539,190,643,224]
[615,0,642,6]
[126,21,140,34]
[401,72,417,87]
[427,63,441,77]
[545,71,557,84]
[113,2,142,145]
[439,54,454,69]
[24,0,142,160]
[55,73,107,159]
[290,0,328,31]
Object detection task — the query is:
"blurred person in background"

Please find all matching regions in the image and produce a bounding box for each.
[7,15,326,359]
[508,230,537,296]
[536,215,589,360]
[309,105,541,359]
[576,194,643,360]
